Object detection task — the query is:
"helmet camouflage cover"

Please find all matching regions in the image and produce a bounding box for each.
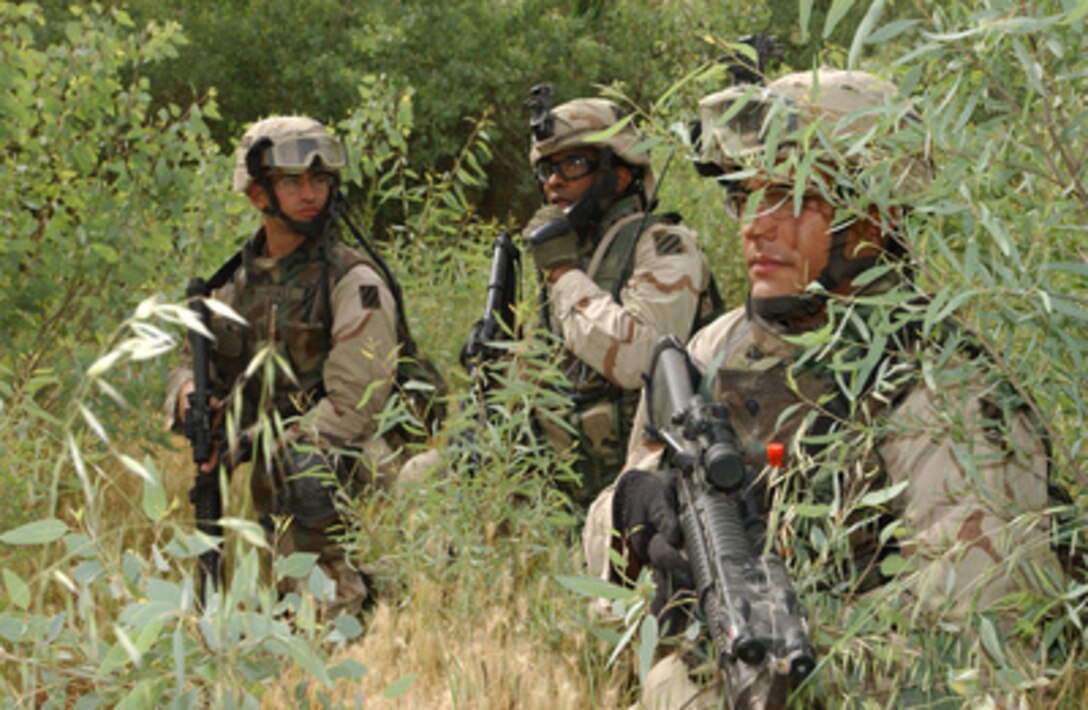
[232,116,347,193]
[529,98,656,199]
[694,68,928,195]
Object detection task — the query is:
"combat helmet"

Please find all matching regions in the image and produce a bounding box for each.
[694,68,928,323]
[232,116,347,238]
[528,89,655,202]
[232,116,347,193]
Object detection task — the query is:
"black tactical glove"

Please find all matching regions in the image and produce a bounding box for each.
[613,469,695,635]
[523,204,579,273]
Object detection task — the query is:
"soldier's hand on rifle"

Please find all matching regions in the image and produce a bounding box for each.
[614,469,695,635]
[523,205,579,279]
[178,379,228,475]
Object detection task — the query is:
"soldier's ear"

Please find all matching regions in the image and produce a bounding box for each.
[613,164,633,196]
[246,181,269,211]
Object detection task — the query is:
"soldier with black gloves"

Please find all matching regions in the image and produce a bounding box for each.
[584,69,1061,707]
[522,89,721,509]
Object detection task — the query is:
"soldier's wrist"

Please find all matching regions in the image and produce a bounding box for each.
[547,264,576,284]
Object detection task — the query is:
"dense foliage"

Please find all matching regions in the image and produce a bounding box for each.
[0,0,1085,706]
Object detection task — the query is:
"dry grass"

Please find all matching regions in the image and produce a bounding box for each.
[259,569,632,709]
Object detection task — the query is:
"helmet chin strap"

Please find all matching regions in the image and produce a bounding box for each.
[257,176,338,241]
[565,148,618,241]
[749,220,880,328]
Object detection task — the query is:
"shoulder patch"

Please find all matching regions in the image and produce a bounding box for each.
[653,232,686,256]
[359,284,381,310]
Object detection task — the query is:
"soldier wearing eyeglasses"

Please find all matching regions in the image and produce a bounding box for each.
[522,91,723,509]
[166,116,402,618]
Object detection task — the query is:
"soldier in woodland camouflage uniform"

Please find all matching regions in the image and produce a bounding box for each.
[166,116,402,617]
[582,70,1060,707]
[523,93,721,508]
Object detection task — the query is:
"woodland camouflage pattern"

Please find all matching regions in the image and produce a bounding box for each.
[166,228,400,617]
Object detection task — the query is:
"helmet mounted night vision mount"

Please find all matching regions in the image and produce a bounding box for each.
[526,83,555,142]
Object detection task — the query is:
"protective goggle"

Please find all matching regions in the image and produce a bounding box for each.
[533,154,598,183]
[248,134,347,178]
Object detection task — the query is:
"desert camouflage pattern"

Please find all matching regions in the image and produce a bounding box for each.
[696,69,897,173]
[529,97,656,201]
[695,69,930,197]
[584,307,1056,707]
[539,194,714,505]
[166,228,399,615]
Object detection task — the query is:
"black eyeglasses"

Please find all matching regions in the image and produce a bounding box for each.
[534,154,598,183]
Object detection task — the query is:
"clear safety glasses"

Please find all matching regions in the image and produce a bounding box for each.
[534,154,599,183]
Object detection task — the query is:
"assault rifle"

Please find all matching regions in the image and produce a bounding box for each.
[183,276,224,599]
[460,230,521,390]
[645,335,815,703]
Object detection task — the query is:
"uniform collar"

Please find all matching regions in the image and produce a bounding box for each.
[243,226,329,278]
[597,193,644,235]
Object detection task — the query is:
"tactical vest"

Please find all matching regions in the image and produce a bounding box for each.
[207,232,371,429]
[700,314,917,591]
[547,196,721,505]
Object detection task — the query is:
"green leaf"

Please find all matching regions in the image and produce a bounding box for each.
[333,613,363,641]
[978,616,1008,666]
[267,636,333,687]
[879,554,911,577]
[556,574,634,601]
[858,480,908,508]
[800,0,814,42]
[924,289,978,334]
[275,552,319,581]
[220,517,269,550]
[381,674,418,699]
[637,614,659,685]
[141,457,166,522]
[3,569,30,610]
[330,658,368,681]
[1066,0,1088,24]
[824,0,858,39]
[793,504,831,518]
[308,564,334,602]
[1050,296,1088,322]
[848,0,885,69]
[609,611,642,668]
[584,113,634,143]
[1,518,68,545]
[1011,38,1044,95]
[867,18,921,44]
[119,454,154,484]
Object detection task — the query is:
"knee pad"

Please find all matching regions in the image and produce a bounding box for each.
[283,449,343,526]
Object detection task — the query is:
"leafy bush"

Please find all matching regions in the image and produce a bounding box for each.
[2,0,1086,707]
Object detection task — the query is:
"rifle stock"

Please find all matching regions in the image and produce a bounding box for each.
[647,336,816,699]
[184,276,223,599]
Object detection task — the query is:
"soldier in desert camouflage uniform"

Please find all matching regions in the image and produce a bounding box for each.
[522,92,721,508]
[583,69,1060,707]
[167,116,403,617]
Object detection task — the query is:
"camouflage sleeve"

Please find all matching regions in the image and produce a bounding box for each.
[878,384,1058,614]
[548,222,709,390]
[302,263,398,446]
